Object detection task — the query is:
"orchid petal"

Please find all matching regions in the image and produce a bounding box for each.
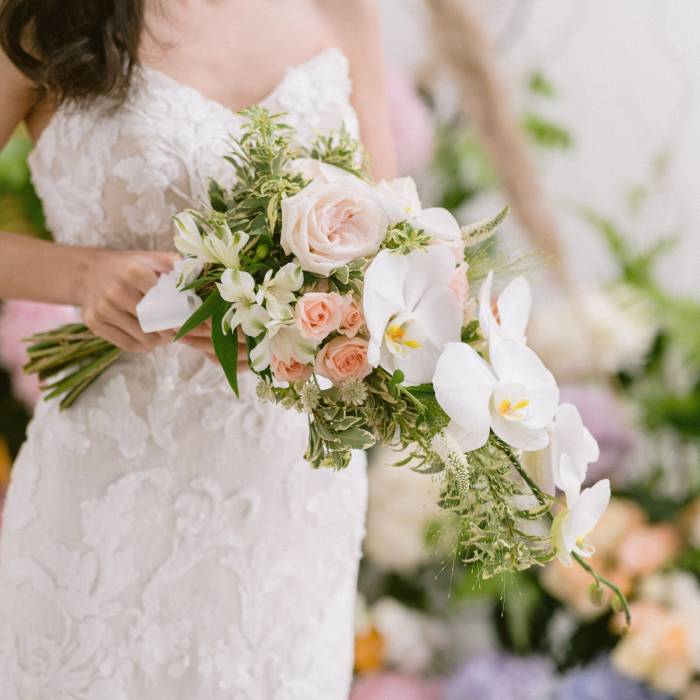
[416,207,461,241]
[478,271,496,339]
[363,250,409,365]
[490,337,559,429]
[491,414,549,451]
[401,246,455,310]
[497,276,531,342]
[434,342,497,451]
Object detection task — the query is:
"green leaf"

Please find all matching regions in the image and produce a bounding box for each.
[174,293,225,341]
[211,303,239,397]
[390,369,405,384]
[336,427,376,450]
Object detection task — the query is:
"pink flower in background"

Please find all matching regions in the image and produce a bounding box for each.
[617,524,681,577]
[386,65,435,176]
[559,384,636,486]
[0,300,77,409]
[351,673,443,700]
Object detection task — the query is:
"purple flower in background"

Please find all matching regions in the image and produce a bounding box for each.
[559,384,635,486]
[386,65,435,176]
[559,658,672,700]
[351,672,443,700]
[445,652,557,700]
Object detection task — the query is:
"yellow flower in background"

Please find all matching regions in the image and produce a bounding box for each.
[0,436,11,488]
[354,626,385,674]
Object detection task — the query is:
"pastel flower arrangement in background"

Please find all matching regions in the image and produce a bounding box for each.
[0,300,77,408]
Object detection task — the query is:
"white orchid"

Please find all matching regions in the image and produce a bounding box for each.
[376,177,461,243]
[478,270,531,344]
[363,246,462,384]
[552,479,610,567]
[248,304,317,372]
[174,211,248,268]
[258,262,304,317]
[433,338,559,451]
[524,403,600,503]
[216,269,268,337]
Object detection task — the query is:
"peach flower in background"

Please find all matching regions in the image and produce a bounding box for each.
[540,499,646,619]
[617,523,681,577]
[612,600,696,695]
[270,355,313,383]
[315,336,371,384]
[295,292,345,342]
[339,296,364,337]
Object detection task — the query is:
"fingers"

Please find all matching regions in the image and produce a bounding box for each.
[181,321,212,339]
[88,321,149,353]
[179,335,215,353]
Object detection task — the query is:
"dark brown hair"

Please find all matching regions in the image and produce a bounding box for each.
[0,0,145,104]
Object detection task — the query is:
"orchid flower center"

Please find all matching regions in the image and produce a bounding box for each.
[385,316,423,356]
[491,383,531,422]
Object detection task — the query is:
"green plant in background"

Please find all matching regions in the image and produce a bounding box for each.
[0,128,48,238]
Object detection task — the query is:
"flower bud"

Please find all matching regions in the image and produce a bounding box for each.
[587,582,605,606]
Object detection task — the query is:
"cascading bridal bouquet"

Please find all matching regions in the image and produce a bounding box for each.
[23,108,629,622]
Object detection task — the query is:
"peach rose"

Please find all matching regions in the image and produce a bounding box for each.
[295,292,345,342]
[270,355,313,383]
[315,336,372,384]
[339,296,364,337]
[281,178,388,276]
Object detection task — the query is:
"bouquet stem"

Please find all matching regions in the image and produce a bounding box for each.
[23,324,123,410]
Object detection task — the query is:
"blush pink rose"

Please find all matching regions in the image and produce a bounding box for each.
[315,336,372,384]
[295,292,345,342]
[270,355,313,383]
[281,178,389,276]
[339,296,364,337]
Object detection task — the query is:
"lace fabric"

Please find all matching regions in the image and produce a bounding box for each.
[0,48,367,700]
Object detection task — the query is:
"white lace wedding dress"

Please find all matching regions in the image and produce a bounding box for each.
[0,48,368,700]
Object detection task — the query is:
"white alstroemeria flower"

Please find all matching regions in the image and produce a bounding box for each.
[249,304,317,372]
[524,403,600,502]
[174,211,249,269]
[552,479,610,567]
[376,177,461,243]
[363,246,462,384]
[478,270,531,344]
[259,262,304,316]
[217,269,268,337]
[433,337,559,451]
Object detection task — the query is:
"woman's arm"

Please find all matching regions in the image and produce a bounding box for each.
[322,0,397,181]
[0,51,176,353]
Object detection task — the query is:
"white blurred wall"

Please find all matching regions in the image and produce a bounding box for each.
[380,0,700,296]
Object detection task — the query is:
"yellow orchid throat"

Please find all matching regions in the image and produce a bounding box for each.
[385,322,422,355]
[498,398,530,416]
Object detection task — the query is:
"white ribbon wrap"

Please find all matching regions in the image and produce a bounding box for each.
[136,259,204,333]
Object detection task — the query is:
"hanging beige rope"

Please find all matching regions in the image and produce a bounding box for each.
[425,0,571,289]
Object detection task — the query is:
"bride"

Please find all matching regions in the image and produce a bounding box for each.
[0,1,395,697]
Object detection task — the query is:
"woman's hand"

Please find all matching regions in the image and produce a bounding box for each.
[179,321,249,370]
[78,249,178,352]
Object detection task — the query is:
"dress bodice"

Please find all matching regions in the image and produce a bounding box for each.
[28,47,359,252]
